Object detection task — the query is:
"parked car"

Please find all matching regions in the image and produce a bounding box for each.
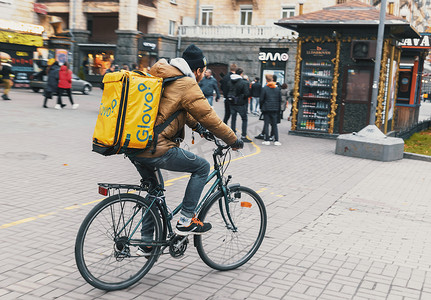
[29,71,92,95]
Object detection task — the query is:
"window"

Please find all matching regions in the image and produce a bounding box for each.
[201,7,213,25]
[169,20,176,36]
[170,0,177,4]
[282,6,295,19]
[240,6,252,25]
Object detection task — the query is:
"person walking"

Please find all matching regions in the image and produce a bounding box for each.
[250,77,262,115]
[198,69,220,106]
[43,61,60,108]
[260,74,282,146]
[227,68,252,143]
[56,62,79,110]
[280,83,289,120]
[221,63,237,124]
[101,64,118,90]
[0,59,14,101]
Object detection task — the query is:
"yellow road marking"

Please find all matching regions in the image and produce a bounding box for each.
[1,142,262,230]
[0,212,56,229]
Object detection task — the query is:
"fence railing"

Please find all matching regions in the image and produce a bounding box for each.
[178,25,297,40]
[395,119,431,140]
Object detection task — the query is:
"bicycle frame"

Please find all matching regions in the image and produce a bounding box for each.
[119,143,236,246]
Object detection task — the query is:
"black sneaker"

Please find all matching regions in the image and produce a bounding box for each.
[255,133,264,140]
[2,94,11,100]
[175,217,212,236]
[241,136,252,143]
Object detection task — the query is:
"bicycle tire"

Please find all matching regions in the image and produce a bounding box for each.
[195,185,267,271]
[75,193,163,291]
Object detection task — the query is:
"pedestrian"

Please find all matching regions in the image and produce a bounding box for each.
[288,88,294,121]
[0,59,14,100]
[227,68,252,143]
[260,73,282,146]
[221,63,238,124]
[127,44,243,251]
[280,83,289,119]
[101,64,117,90]
[82,59,89,75]
[198,69,220,106]
[250,77,262,115]
[242,74,251,113]
[122,64,129,71]
[56,62,79,110]
[43,61,60,108]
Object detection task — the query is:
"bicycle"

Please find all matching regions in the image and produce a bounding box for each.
[74,134,267,291]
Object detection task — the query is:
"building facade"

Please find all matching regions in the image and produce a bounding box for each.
[2,0,431,89]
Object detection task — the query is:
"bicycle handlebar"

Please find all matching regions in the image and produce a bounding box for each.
[202,131,230,150]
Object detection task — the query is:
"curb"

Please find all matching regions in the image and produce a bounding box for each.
[403,152,431,162]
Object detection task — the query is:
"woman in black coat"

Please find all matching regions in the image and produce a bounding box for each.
[260,74,282,145]
[43,61,60,108]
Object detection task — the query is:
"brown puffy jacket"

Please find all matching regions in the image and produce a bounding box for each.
[137,59,237,157]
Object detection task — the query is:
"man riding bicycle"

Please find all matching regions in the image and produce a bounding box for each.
[129,45,244,243]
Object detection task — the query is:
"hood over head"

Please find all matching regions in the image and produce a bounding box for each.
[230,73,242,82]
[148,58,195,80]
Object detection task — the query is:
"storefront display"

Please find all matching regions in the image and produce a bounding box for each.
[296,43,336,133]
[78,44,116,78]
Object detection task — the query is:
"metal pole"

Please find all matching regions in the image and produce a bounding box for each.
[70,0,76,72]
[196,0,200,25]
[369,0,387,125]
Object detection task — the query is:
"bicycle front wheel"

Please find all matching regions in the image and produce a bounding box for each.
[75,193,162,291]
[195,185,267,271]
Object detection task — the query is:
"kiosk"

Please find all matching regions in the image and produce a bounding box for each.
[275,1,420,136]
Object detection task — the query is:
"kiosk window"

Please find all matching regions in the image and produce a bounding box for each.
[345,68,371,102]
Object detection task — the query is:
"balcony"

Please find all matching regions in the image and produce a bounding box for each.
[178,25,297,40]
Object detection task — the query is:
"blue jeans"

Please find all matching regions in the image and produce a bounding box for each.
[230,104,248,137]
[206,95,214,106]
[251,97,260,113]
[130,147,210,239]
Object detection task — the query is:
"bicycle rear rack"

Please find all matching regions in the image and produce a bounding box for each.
[98,182,148,196]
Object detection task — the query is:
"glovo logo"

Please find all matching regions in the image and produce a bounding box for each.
[136,82,155,142]
[99,99,117,117]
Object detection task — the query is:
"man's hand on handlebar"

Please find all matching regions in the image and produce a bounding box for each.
[230,139,244,151]
[193,123,207,136]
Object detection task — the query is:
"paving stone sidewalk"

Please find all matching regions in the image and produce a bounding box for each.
[0,89,430,300]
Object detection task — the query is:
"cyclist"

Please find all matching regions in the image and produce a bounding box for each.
[129,45,244,245]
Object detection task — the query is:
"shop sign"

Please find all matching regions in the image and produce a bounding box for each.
[258,52,289,61]
[138,39,157,51]
[397,34,431,48]
[0,19,44,35]
[0,30,43,47]
[302,43,335,60]
[33,3,48,15]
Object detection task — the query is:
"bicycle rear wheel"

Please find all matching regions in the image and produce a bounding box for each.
[75,193,162,291]
[195,185,267,271]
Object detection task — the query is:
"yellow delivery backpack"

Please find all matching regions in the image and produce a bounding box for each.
[92,70,183,156]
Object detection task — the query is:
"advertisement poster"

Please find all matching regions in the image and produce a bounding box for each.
[302,43,336,60]
[387,60,398,121]
[262,69,285,87]
[55,49,68,65]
